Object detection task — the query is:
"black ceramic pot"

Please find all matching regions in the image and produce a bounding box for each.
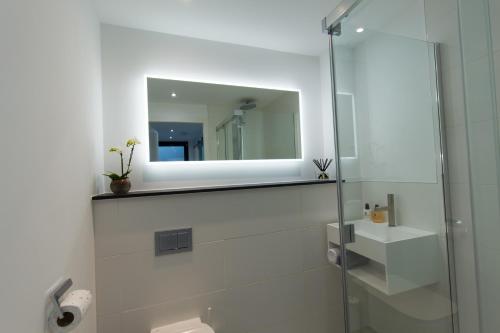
[110,178,131,195]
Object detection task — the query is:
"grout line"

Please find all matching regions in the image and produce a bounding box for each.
[97,240,227,259]
[97,222,333,259]
[98,265,337,316]
[223,264,334,293]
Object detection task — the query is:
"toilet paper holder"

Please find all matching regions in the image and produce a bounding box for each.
[49,278,73,319]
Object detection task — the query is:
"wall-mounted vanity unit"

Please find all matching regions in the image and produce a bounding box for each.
[327,220,439,295]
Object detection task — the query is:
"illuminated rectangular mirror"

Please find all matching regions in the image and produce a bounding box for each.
[147,78,302,162]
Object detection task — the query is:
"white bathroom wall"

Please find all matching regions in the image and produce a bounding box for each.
[262,112,296,159]
[241,109,265,160]
[101,24,326,191]
[261,93,301,159]
[0,0,103,332]
[320,51,336,162]
[93,184,343,333]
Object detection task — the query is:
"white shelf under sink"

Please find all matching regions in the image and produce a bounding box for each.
[327,220,440,295]
[348,262,387,292]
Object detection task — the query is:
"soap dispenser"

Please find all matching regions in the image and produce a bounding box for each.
[371,204,385,223]
[363,203,371,219]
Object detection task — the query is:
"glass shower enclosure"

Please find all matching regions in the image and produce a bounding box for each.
[323,1,457,332]
[455,0,500,331]
[216,115,244,160]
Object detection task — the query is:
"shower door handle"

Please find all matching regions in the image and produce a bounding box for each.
[342,224,356,244]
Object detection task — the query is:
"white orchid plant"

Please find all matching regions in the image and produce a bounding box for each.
[104,138,141,180]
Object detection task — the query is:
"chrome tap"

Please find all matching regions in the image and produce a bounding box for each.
[375,194,396,227]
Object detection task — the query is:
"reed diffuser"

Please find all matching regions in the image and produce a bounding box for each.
[313,158,333,180]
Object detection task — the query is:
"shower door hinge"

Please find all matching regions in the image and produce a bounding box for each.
[331,24,342,36]
[322,17,342,36]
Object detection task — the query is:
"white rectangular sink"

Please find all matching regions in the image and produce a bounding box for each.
[327,219,439,295]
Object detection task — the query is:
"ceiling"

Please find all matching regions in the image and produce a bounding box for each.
[147,78,296,109]
[94,0,340,56]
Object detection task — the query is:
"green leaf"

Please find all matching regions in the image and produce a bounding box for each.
[103,172,123,180]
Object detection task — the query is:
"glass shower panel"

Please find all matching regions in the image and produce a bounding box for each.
[328,13,456,333]
[457,0,500,331]
[231,118,243,160]
[216,127,226,160]
[216,117,244,160]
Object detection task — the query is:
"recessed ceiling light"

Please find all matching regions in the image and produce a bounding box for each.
[356,27,365,33]
[170,129,174,133]
[169,136,173,140]
[171,92,177,98]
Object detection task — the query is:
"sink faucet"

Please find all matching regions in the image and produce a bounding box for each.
[375,194,396,227]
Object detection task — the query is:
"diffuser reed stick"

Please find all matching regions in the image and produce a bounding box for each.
[313,158,333,179]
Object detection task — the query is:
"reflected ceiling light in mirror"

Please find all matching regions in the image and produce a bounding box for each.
[356,27,365,33]
[171,92,177,98]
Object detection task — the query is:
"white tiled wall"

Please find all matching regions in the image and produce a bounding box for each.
[426,0,500,332]
[100,25,325,189]
[93,184,344,333]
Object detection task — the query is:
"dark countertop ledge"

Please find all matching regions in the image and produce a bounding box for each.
[92,179,337,201]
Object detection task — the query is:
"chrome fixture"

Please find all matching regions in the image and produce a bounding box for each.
[375,194,396,227]
[239,99,257,111]
[49,278,73,319]
[322,0,363,35]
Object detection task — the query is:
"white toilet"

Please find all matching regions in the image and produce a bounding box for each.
[151,318,214,333]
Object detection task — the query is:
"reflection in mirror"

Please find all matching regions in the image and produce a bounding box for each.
[150,122,204,161]
[147,78,301,162]
[334,28,438,183]
[336,92,357,159]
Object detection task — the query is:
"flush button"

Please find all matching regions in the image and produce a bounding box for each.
[177,231,191,249]
[155,228,192,256]
[159,233,177,251]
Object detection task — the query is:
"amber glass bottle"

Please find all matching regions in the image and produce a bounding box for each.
[371,205,385,223]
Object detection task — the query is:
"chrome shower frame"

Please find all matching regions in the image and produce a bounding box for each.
[322,2,361,331]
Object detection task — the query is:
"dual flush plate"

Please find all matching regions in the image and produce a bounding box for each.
[155,228,193,256]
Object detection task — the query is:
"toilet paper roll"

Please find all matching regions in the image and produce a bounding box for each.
[327,248,341,266]
[48,290,92,333]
